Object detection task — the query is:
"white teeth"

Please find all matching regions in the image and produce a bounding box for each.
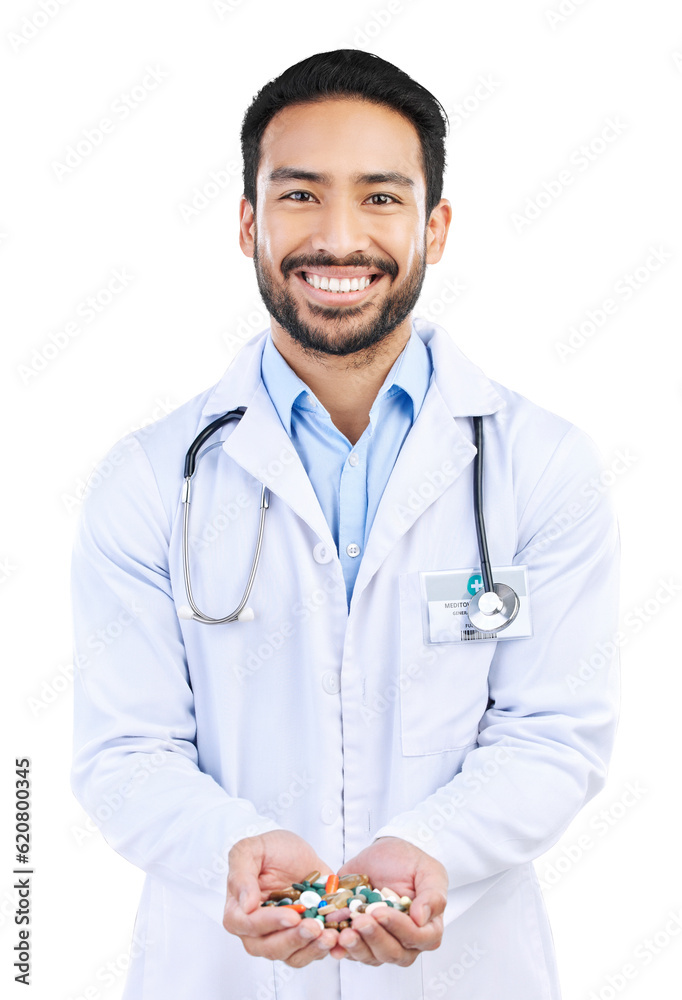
[303,273,375,292]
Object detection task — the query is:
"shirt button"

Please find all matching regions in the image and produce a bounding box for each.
[348,453,359,467]
[313,542,333,564]
[346,542,361,558]
[321,671,340,695]
[320,801,339,825]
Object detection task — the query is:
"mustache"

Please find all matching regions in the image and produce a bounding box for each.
[281,253,398,279]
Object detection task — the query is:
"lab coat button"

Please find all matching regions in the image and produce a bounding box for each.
[321,671,340,695]
[313,542,333,564]
[346,542,361,558]
[320,801,339,825]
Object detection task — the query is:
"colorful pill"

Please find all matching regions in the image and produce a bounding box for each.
[325,874,339,894]
[298,890,322,908]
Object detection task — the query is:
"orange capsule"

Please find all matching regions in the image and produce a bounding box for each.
[280,903,306,913]
[325,874,339,895]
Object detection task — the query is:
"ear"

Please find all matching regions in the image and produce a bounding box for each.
[425,199,452,265]
[239,196,256,259]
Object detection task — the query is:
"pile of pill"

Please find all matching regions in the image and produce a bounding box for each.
[260,871,413,930]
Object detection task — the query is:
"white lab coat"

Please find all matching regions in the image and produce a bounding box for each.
[70,318,620,1000]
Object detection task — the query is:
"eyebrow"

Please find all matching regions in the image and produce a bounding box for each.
[267,167,415,190]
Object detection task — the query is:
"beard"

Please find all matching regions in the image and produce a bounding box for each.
[252,235,428,361]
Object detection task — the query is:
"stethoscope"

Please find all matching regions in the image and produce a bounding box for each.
[177,410,519,633]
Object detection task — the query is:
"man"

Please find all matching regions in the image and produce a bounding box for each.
[70,49,620,999]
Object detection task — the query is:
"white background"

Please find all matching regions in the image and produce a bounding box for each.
[1,1,681,997]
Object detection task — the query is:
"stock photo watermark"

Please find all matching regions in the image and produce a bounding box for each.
[586,907,682,1000]
[17,267,134,385]
[29,598,145,717]
[64,932,148,1000]
[51,66,169,180]
[61,396,178,515]
[0,557,17,585]
[510,117,629,234]
[70,751,167,847]
[423,941,486,997]
[555,245,673,362]
[177,157,241,223]
[538,780,647,890]
[565,577,681,694]
[443,75,501,130]
[525,446,636,558]
[545,0,593,29]
[412,746,521,845]
[7,0,74,53]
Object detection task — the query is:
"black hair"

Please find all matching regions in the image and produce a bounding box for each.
[240,49,449,217]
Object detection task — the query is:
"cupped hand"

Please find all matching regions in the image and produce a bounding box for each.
[222,830,341,967]
[331,836,448,966]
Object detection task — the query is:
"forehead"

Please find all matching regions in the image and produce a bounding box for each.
[258,97,425,191]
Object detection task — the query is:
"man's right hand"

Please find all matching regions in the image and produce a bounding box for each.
[223,830,345,967]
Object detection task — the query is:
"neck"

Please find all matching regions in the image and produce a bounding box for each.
[270,316,413,446]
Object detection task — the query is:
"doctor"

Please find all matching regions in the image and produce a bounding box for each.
[70,49,620,999]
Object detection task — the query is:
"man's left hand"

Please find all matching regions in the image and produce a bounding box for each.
[330,836,448,966]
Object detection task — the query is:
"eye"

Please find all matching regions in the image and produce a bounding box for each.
[282,191,315,202]
[366,193,398,205]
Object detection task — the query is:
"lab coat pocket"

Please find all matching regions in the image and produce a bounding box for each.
[398,571,494,755]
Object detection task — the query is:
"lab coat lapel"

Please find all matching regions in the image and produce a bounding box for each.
[200,331,336,555]
[349,379,475,606]
[350,321,506,608]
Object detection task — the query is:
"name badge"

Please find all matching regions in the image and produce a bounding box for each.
[420,565,533,643]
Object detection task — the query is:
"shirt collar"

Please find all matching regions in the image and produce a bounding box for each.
[260,321,432,436]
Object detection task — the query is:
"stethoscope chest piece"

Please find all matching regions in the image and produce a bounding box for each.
[467,583,520,633]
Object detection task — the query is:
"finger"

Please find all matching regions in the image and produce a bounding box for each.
[347,915,417,966]
[284,926,341,968]
[336,927,380,966]
[241,921,338,965]
[223,895,301,937]
[371,906,443,951]
[409,888,447,927]
[226,839,264,914]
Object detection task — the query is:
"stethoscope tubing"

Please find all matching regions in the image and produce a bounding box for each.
[179,409,518,630]
[181,408,269,624]
[472,416,494,595]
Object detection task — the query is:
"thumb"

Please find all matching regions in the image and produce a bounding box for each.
[411,867,448,927]
[227,841,263,914]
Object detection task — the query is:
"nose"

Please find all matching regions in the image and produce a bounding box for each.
[310,196,372,259]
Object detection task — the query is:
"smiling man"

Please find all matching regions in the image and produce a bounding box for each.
[70,49,620,1000]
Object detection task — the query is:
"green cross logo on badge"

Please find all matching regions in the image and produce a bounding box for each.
[467,574,484,596]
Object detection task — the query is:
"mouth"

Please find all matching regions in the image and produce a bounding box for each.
[293,268,384,305]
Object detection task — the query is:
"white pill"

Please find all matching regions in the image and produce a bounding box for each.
[348,898,364,911]
[379,887,401,902]
[298,890,322,907]
[365,901,389,914]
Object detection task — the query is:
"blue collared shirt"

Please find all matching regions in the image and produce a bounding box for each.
[260,323,433,607]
